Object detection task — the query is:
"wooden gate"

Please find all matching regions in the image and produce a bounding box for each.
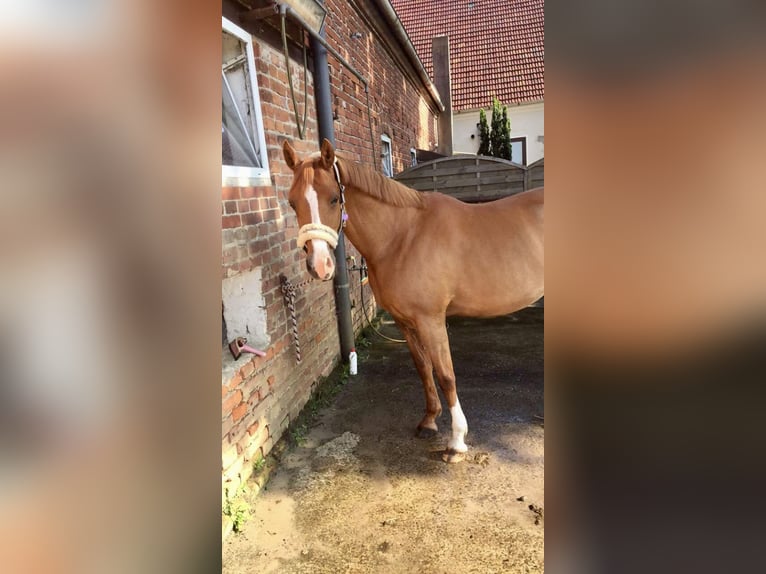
[395,155,544,203]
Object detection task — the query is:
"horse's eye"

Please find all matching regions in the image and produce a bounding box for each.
[289,201,296,210]
[330,196,339,206]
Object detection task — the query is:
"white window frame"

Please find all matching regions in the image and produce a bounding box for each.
[410,147,417,167]
[222,17,270,187]
[380,134,393,177]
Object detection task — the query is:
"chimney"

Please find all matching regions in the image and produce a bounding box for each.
[432,35,453,156]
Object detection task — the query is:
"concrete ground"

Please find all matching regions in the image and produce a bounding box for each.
[223,308,544,574]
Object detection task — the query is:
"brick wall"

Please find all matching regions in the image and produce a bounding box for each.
[325,0,439,169]
[221,2,439,507]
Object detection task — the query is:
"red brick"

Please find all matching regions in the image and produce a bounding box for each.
[232,403,248,422]
[222,215,241,229]
[253,239,270,253]
[229,372,243,389]
[222,390,242,416]
[222,187,240,200]
[242,213,259,226]
[246,420,260,436]
[240,361,254,378]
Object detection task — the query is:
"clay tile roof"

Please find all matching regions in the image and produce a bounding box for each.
[390,0,544,111]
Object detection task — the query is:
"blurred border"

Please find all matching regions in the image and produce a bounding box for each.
[0,1,222,572]
[547,1,766,572]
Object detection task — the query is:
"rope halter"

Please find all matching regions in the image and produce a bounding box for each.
[297,223,338,249]
[296,158,347,250]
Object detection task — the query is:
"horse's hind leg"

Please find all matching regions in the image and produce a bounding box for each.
[399,323,442,437]
[415,316,468,463]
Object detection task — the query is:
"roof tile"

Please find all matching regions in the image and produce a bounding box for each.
[391,0,544,110]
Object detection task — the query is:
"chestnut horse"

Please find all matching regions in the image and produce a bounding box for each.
[283,139,544,462]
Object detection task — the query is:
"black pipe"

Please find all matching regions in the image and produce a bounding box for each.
[309,3,355,362]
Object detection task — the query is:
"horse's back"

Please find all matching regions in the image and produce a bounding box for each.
[421,187,544,316]
[424,187,542,238]
[472,186,543,212]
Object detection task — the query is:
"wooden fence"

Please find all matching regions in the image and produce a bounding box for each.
[395,155,544,203]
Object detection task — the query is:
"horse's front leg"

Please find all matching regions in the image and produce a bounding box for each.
[398,322,442,437]
[415,316,468,463]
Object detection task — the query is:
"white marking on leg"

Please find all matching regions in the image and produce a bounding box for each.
[448,398,468,452]
[305,184,334,279]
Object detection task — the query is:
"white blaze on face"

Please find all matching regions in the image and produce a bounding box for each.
[305,184,335,280]
[448,398,468,453]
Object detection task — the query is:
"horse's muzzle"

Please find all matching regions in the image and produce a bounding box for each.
[306,250,336,281]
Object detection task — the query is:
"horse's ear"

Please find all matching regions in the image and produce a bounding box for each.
[283,140,299,171]
[319,138,335,170]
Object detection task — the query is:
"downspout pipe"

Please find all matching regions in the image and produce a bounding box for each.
[302,2,355,362]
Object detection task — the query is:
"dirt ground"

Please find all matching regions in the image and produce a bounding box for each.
[223,308,544,574]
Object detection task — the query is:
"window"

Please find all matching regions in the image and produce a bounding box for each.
[410,147,417,167]
[380,134,393,177]
[222,17,269,186]
[510,136,527,165]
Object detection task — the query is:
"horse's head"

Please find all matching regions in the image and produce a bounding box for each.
[282,138,343,281]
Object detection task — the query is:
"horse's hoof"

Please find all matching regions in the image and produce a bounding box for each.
[415,425,438,438]
[442,449,466,463]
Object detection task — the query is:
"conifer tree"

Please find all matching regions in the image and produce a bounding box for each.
[489,97,505,158]
[477,108,491,156]
[477,97,513,159]
[498,104,512,160]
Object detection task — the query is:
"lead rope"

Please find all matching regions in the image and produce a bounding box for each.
[280,275,314,363]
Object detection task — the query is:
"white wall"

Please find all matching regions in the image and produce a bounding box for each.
[452,101,544,164]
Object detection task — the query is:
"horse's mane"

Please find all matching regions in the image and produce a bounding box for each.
[337,156,425,209]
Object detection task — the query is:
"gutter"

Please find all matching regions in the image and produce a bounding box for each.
[373,0,445,112]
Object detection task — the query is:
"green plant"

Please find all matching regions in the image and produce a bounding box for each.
[356,335,372,349]
[223,485,252,533]
[288,421,309,446]
[252,454,266,473]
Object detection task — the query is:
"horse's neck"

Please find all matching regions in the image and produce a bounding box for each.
[343,189,414,264]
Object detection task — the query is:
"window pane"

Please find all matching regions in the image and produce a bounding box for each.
[222,30,261,169]
[223,73,260,168]
[511,141,523,164]
[381,140,392,177]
